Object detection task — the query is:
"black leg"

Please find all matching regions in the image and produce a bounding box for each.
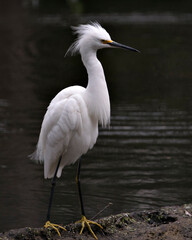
[46,156,62,222]
[76,158,85,216]
[75,158,103,240]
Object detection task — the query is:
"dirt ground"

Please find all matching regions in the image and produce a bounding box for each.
[0,204,192,240]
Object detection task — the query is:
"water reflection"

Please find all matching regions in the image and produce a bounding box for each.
[0,0,192,233]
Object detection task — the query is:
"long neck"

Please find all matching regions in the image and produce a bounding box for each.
[81,50,110,126]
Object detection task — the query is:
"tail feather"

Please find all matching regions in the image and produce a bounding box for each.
[29,148,44,164]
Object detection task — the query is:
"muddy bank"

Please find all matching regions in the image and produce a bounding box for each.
[0,204,192,240]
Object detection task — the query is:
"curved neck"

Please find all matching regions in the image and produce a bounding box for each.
[81,50,105,88]
[81,50,110,126]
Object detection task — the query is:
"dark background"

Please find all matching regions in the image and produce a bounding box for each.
[0,0,192,233]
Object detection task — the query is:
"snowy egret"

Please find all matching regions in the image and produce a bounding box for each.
[30,22,139,239]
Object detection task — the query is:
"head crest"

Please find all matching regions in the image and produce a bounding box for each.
[65,22,109,56]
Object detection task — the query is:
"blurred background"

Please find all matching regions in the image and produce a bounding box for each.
[0,0,192,232]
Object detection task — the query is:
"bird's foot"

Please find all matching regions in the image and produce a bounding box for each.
[76,215,103,240]
[44,220,66,236]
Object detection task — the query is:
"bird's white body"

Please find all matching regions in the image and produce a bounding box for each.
[31,23,111,178]
[31,23,139,180]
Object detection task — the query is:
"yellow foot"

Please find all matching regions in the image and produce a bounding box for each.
[76,215,103,240]
[44,220,66,237]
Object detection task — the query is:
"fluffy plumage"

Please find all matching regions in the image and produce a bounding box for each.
[66,22,112,56]
[31,22,111,178]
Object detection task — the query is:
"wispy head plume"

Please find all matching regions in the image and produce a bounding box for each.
[65,22,104,57]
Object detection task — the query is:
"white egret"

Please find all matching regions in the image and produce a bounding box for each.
[30,22,139,239]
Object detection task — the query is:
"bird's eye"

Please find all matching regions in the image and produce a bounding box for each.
[101,40,107,44]
[101,40,112,44]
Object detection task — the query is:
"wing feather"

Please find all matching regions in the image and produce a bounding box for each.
[43,98,82,178]
[30,86,99,179]
[31,96,83,177]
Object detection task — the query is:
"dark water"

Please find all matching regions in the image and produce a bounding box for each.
[0,0,192,232]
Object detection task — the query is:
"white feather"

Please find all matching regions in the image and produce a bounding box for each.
[65,22,111,56]
[31,22,113,179]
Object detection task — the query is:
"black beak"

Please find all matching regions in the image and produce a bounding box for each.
[108,41,140,53]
